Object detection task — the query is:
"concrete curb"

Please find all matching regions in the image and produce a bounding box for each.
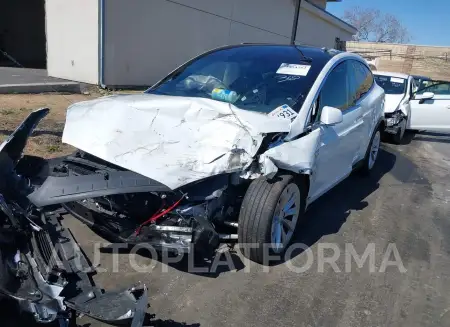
[0,82,81,94]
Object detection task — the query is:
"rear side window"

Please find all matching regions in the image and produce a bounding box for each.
[350,61,374,104]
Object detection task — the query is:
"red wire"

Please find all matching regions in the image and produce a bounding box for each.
[135,196,184,235]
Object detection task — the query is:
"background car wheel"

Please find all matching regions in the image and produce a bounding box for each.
[360,128,381,175]
[390,126,405,145]
[238,174,306,264]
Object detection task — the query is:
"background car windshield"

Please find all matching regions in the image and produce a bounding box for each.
[374,75,407,94]
[146,46,320,114]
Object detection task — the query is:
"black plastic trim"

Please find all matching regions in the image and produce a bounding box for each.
[28,171,171,207]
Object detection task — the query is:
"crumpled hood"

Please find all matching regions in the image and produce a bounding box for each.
[62,94,291,189]
[384,94,405,113]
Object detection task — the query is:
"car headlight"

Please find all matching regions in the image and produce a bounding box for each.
[386,117,400,126]
[386,111,402,126]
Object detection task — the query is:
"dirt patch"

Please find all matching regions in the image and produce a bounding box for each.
[0,91,138,158]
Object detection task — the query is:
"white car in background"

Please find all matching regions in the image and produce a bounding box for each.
[374,72,415,143]
[375,72,450,143]
[409,80,450,132]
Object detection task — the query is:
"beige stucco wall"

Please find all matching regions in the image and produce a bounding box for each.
[347,41,450,81]
[296,2,354,49]
[45,0,355,85]
[103,0,355,86]
[45,0,99,84]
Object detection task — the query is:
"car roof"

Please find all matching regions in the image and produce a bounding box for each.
[373,71,410,79]
[224,43,340,67]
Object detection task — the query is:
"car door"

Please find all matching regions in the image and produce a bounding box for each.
[308,60,364,202]
[350,60,377,162]
[409,81,450,132]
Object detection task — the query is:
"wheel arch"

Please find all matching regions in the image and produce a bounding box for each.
[274,169,310,200]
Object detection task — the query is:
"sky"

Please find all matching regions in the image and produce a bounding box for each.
[327,0,450,47]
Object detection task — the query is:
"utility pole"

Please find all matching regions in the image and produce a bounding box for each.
[290,0,302,45]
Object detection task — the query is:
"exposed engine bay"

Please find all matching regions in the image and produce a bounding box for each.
[35,149,246,256]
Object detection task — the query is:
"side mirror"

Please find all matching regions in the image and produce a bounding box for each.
[415,91,435,101]
[320,106,343,126]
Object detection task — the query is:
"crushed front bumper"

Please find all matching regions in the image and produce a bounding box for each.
[23,209,148,326]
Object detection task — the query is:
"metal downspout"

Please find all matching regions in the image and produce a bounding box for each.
[290,0,302,45]
[98,0,106,88]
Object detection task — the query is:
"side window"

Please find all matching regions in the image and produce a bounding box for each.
[416,82,450,95]
[319,61,350,112]
[350,61,374,104]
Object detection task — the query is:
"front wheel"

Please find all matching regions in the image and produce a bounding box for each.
[238,174,306,264]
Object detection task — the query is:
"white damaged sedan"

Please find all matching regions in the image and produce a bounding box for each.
[20,45,385,263]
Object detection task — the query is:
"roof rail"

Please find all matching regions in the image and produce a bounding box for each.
[239,42,292,45]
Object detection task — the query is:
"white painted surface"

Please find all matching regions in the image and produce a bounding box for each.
[45,0,99,84]
[409,92,450,132]
[62,94,292,189]
[384,94,405,113]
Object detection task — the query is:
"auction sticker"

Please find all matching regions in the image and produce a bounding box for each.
[269,104,298,120]
[276,63,311,76]
[391,77,405,84]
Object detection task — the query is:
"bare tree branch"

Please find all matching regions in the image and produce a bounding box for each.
[342,7,411,44]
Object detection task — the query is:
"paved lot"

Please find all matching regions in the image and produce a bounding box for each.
[57,132,450,327]
[0,67,80,93]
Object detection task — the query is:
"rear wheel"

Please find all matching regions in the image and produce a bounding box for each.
[360,128,381,175]
[238,174,306,264]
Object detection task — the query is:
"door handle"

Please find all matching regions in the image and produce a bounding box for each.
[446,105,450,109]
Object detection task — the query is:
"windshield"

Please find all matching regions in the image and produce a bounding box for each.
[374,75,407,95]
[146,46,320,114]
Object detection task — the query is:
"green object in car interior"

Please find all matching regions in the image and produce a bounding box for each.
[211,88,239,104]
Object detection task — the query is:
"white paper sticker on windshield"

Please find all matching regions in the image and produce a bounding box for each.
[276,63,311,76]
[269,104,298,121]
[391,77,405,84]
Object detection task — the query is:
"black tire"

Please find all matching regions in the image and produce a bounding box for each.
[390,128,404,145]
[238,174,306,264]
[360,127,381,175]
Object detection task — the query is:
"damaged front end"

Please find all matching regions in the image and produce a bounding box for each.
[21,95,316,258]
[5,93,320,286]
[23,94,320,258]
[0,109,147,326]
[29,150,245,257]
[385,110,407,135]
